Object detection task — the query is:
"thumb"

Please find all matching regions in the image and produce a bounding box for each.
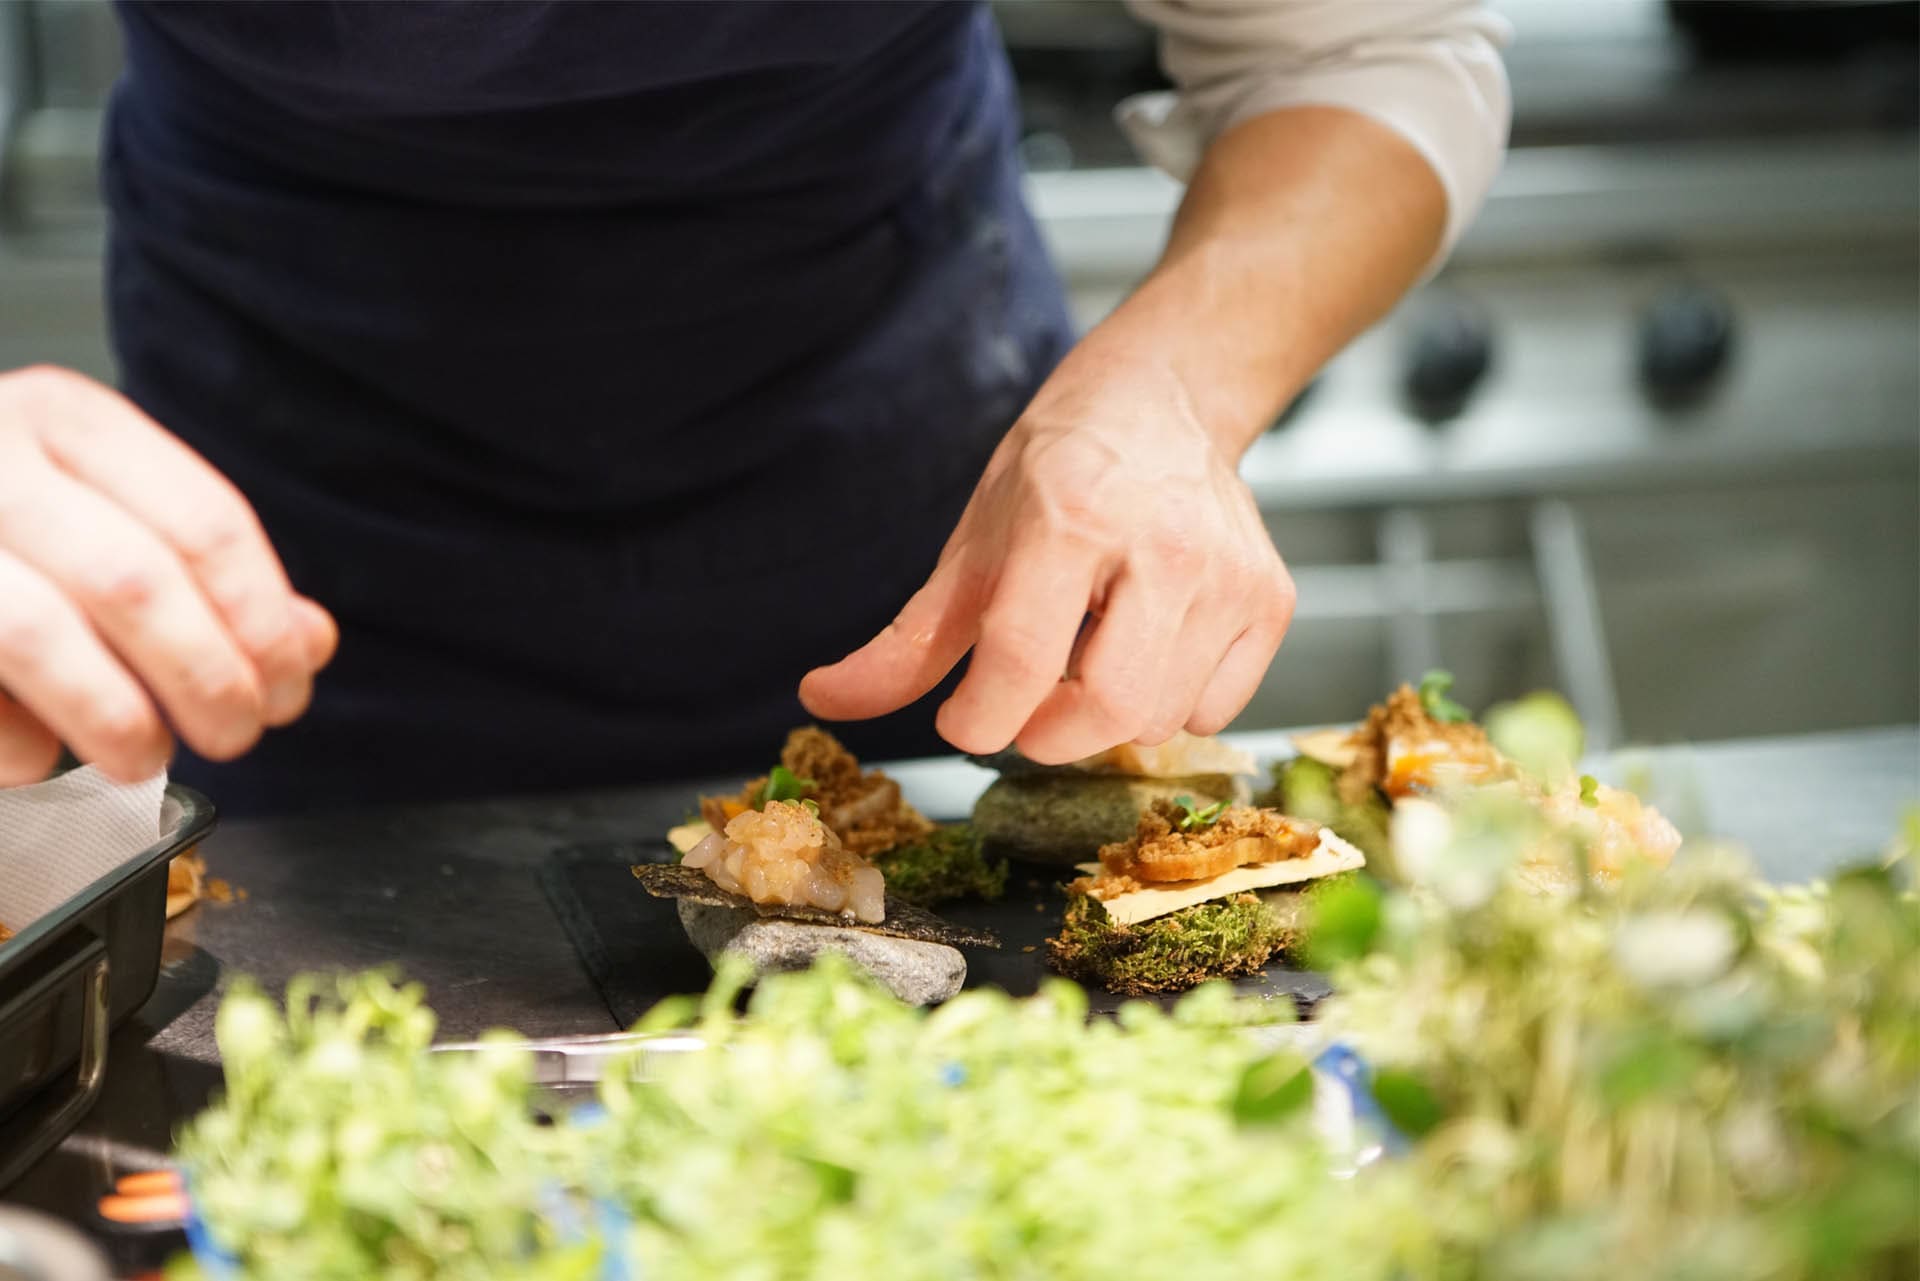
[799,557,982,721]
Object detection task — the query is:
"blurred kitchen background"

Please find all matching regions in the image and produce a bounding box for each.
[0,0,1915,750]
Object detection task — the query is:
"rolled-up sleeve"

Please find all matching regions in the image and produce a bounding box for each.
[1119,0,1512,262]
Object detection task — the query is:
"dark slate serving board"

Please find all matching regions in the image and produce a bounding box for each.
[540,841,1331,1026]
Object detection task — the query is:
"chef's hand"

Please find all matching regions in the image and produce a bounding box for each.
[0,366,337,785]
[800,358,1293,765]
[802,107,1451,761]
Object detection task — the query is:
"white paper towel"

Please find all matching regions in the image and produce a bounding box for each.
[0,767,169,936]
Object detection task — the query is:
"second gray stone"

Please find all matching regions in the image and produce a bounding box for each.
[677,900,965,1005]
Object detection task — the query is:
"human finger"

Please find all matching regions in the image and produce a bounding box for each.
[1186,625,1285,737]
[934,542,1100,757]
[0,687,62,787]
[1132,601,1245,747]
[0,469,266,761]
[799,554,988,721]
[294,596,339,672]
[29,370,316,717]
[1013,567,1188,765]
[0,550,171,782]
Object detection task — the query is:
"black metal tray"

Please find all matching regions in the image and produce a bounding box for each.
[0,785,216,1189]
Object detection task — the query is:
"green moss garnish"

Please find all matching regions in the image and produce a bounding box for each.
[1046,893,1289,996]
[874,824,1007,908]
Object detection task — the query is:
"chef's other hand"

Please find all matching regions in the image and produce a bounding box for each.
[0,366,338,785]
[800,361,1294,765]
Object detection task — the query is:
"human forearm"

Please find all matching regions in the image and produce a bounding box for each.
[1039,104,1448,458]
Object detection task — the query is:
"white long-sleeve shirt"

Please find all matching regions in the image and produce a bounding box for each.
[1119,0,1513,260]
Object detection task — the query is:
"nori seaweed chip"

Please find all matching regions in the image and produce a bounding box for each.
[631,863,1001,950]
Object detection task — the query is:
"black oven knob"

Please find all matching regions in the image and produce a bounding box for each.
[1639,282,1735,408]
[1402,293,1493,424]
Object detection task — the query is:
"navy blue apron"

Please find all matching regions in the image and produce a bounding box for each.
[103,1,1076,814]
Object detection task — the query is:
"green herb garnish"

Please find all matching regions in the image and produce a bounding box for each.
[1173,794,1229,830]
[1417,669,1472,723]
[1578,774,1601,807]
[752,764,814,806]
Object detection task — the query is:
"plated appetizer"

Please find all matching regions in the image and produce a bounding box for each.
[669,727,1006,908]
[647,729,1001,1004]
[1046,797,1364,996]
[1276,672,1681,890]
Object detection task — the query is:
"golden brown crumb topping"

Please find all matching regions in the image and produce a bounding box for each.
[1096,801,1321,884]
[701,727,934,858]
[1067,872,1147,901]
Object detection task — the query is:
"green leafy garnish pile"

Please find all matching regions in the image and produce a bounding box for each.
[591,962,1378,1280]
[172,975,600,1281]
[172,823,1920,1281]
[872,823,1007,908]
[176,961,1386,1281]
[1045,892,1291,996]
[1319,846,1920,1281]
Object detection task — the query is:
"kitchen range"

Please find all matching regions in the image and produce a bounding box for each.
[0,2,1916,1277]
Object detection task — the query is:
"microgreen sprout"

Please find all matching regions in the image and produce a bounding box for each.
[1173,795,1229,830]
[1416,669,1471,723]
[753,764,814,806]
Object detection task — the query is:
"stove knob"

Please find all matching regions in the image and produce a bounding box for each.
[1639,282,1735,407]
[1402,293,1493,424]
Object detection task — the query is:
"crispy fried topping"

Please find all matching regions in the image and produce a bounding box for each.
[1067,872,1147,901]
[1095,801,1322,884]
[701,727,934,858]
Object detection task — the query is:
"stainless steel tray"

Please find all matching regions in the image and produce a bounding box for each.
[0,785,217,1189]
[430,1030,707,1109]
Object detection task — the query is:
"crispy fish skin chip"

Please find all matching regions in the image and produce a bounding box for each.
[631,863,1000,950]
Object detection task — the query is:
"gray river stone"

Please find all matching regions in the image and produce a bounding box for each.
[677,900,966,1005]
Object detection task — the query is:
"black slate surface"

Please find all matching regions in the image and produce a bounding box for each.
[542,840,1331,1024]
